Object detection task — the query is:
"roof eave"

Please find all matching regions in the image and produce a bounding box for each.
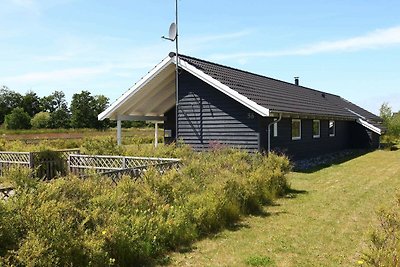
[98,56,174,121]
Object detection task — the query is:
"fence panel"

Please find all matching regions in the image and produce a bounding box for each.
[68,154,181,181]
[0,152,31,175]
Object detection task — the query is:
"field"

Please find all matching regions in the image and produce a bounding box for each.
[166,149,400,266]
[0,127,159,143]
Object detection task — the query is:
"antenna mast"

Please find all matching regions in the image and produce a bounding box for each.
[162,0,179,142]
[174,0,179,143]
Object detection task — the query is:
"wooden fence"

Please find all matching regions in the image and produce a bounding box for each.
[0,149,80,179]
[68,154,181,183]
[0,150,180,183]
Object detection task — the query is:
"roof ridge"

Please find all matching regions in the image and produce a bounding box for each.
[174,52,341,98]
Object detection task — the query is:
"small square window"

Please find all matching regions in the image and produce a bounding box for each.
[292,119,301,140]
[329,120,335,137]
[313,120,320,138]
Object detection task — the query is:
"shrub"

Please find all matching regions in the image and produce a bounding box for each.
[31,112,51,129]
[0,148,291,266]
[4,107,31,130]
[364,193,400,266]
[81,136,125,155]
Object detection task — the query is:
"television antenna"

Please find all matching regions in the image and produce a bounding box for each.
[162,0,179,141]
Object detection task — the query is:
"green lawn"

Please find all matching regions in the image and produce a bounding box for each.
[166,150,400,267]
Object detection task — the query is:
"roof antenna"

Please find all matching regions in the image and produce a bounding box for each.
[161,0,179,141]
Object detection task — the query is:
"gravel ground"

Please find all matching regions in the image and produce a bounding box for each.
[292,149,368,171]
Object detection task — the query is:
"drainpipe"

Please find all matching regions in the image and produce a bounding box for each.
[267,113,282,154]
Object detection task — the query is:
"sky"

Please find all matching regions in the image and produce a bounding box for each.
[1,0,400,115]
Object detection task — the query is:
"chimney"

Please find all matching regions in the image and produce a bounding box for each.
[294,77,299,86]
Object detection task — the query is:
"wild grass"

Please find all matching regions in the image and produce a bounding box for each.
[167,149,400,267]
[0,148,290,266]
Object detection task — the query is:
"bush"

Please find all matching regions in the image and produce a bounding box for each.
[364,193,400,266]
[0,148,291,266]
[31,112,51,129]
[4,107,31,130]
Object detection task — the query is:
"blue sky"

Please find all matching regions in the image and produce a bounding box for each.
[1,0,400,114]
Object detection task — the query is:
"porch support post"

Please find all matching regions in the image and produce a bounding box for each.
[154,122,158,148]
[117,119,122,146]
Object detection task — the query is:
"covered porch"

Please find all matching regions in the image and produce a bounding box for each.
[98,56,177,146]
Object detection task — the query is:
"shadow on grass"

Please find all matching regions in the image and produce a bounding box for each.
[284,188,308,199]
[293,149,372,174]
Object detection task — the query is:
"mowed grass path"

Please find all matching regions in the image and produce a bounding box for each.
[166,150,400,267]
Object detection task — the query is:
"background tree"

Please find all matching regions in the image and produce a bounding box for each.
[49,109,71,129]
[31,112,51,129]
[0,86,23,124]
[70,91,110,129]
[379,102,392,129]
[21,91,41,117]
[41,91,69,113]
[4,107,31,129]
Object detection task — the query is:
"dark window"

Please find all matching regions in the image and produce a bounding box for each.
[292,119,301,140]
[329,120,335,137]
[313,120,320,138]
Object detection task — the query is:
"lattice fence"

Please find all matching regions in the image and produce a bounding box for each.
[0,152,32,175]
[0,149,80,179]
[68,154,181,182]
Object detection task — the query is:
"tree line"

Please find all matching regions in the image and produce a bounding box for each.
[0,86,144,130]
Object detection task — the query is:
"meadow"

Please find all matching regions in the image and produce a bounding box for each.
[167,149,400,267]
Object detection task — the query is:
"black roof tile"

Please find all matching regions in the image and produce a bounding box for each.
[178,54,382,126]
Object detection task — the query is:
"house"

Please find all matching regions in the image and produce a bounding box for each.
[99,53,383,159]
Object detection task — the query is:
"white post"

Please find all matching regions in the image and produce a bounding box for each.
[117,120,122,146]
[154,122,158,148]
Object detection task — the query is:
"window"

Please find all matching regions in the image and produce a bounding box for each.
[292,119,301,140]
[329,120,335,137]
[273,118,278,137]
[313,120,320,138]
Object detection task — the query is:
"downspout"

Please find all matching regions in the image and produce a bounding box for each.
[267,113,282,154]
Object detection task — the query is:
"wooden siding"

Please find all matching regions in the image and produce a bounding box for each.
[177,70,259,151]
[264,118,352,159]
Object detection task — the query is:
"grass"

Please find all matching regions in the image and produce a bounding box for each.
[165,149,400,267]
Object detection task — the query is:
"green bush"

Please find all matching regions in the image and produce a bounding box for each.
[31,112,51,129]
[0,148,291,266]
[4,107,31,130]
[364,193,400,266]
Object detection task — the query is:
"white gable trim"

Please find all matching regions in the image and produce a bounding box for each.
[99,55,270,121]
[357,118,381,135]
[177,57,270,117]
[98,56,174,120]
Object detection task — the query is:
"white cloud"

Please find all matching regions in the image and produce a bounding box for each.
[210,26,400,60]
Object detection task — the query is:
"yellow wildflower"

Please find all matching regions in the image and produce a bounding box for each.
[102,230,107,235]
[357,260,364,265]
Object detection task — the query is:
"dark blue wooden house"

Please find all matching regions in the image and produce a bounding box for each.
[99,53,383,159]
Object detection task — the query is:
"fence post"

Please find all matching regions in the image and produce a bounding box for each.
[122,156,126,169]
[29,152,34,170]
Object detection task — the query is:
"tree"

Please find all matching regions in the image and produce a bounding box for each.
[70,91,110,129]
[22,91,41,117]
[41,91,69,113]
[379,102,392,128]
[42,91,71,128]
[4,107,31,129]
[31,112,51,129]
[49,109,71,129]
[0,86,23,124]
[388,112,400,137]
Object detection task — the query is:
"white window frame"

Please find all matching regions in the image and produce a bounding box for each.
[273,118,278,137]
[291,119,301,140]
[313,120,320,138]
[329,120,335,137]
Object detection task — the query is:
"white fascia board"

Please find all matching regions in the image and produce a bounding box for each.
[177,57,270,117]
[98,56,174,120]
[357,118,381,135]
